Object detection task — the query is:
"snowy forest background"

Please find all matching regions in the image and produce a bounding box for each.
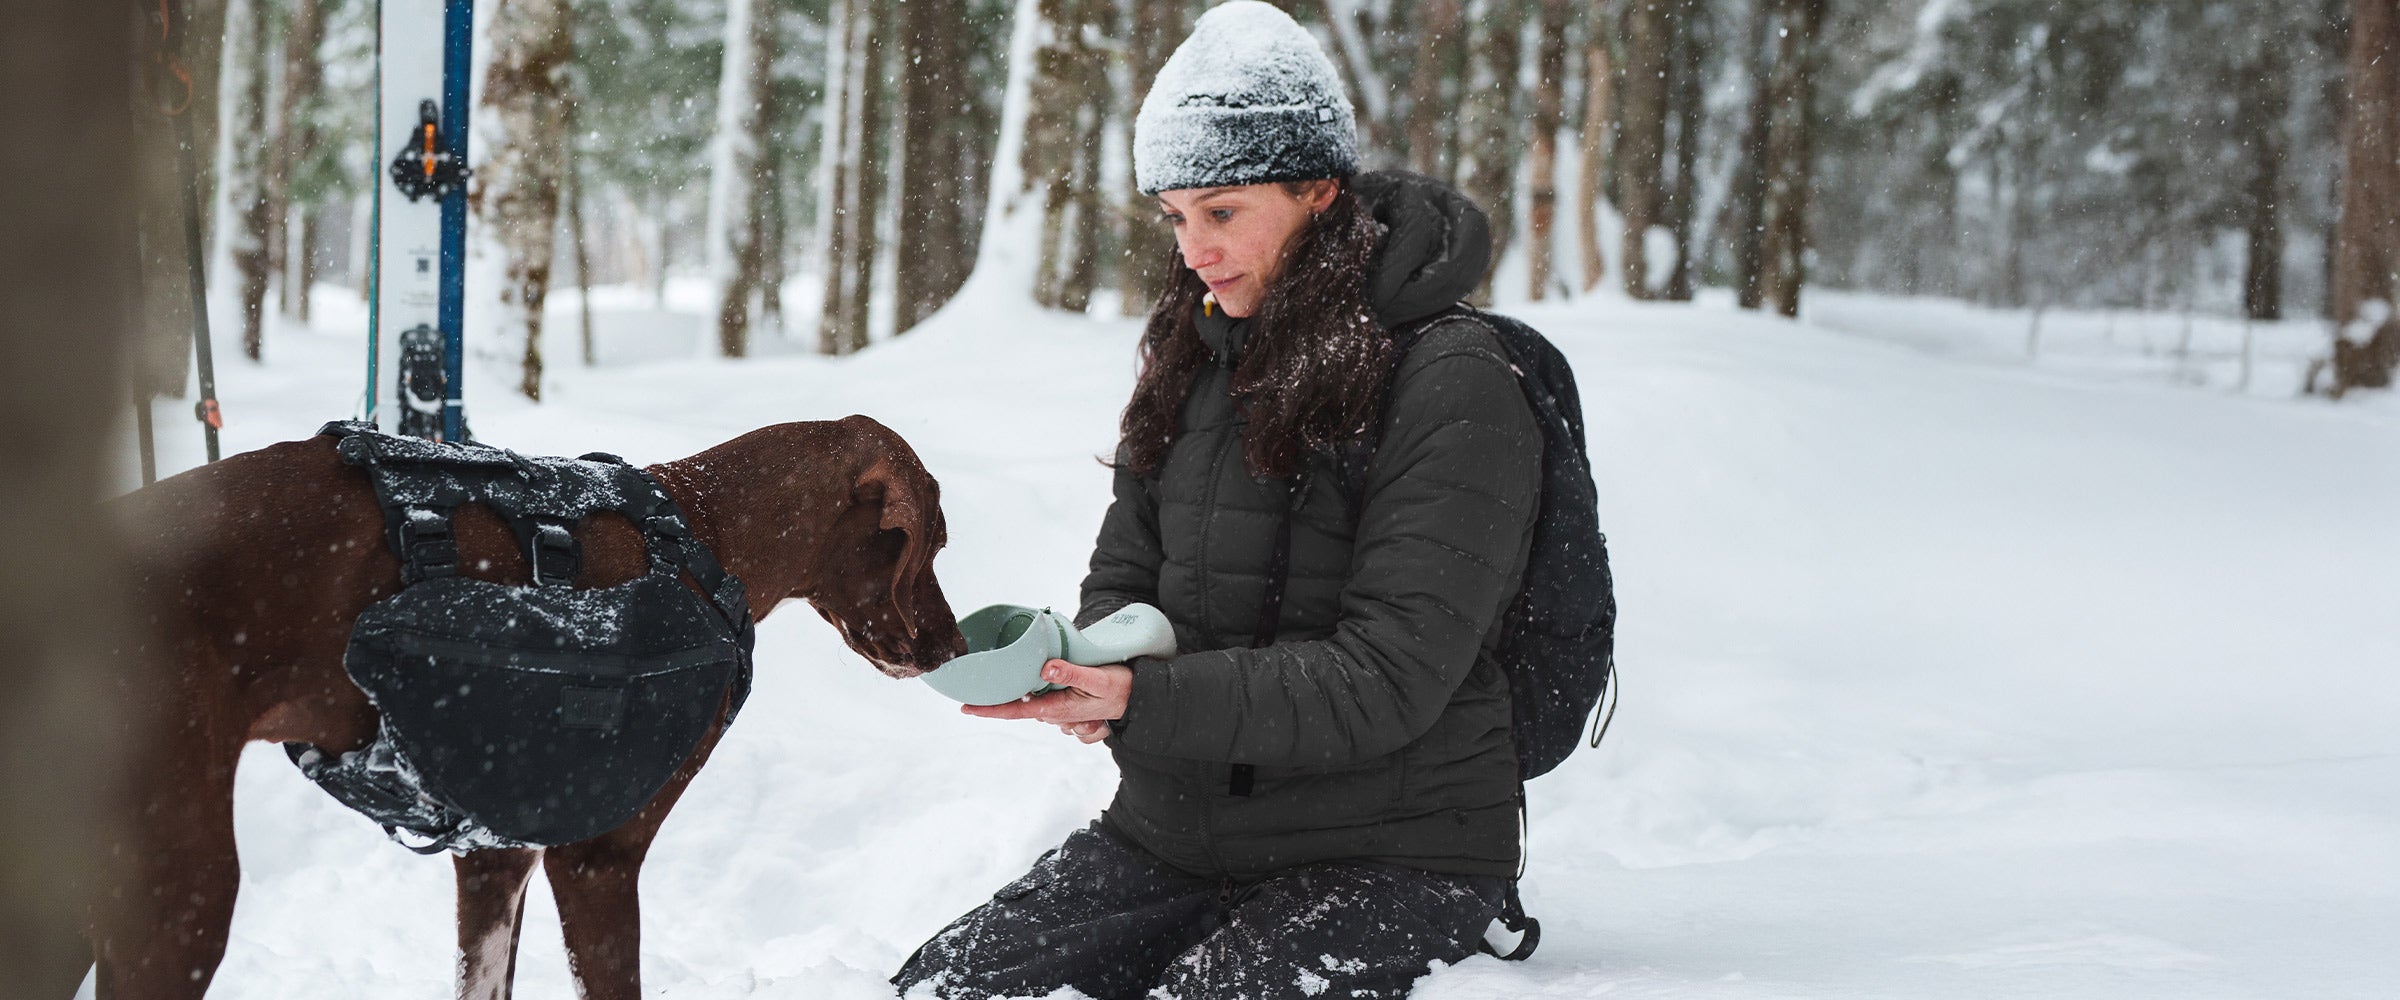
[135,0,2400,403]
[7,3,2400,998]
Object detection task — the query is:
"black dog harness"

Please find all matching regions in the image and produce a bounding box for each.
[287,421,755,854]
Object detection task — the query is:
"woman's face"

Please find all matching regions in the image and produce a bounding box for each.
[1158,181,1339,318]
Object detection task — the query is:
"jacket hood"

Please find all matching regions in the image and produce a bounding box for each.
[1354,171,1491,328]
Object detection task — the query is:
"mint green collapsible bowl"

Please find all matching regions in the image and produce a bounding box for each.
[923,602,1179,706]
[923,604,1065,706]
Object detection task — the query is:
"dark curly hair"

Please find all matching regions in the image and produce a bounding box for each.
[1116,186,1391,479]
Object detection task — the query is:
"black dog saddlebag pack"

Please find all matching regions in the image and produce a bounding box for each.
[288,421,754,853]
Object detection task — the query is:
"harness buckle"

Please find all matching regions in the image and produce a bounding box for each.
[397,507,458,583]
[530,521,580,587]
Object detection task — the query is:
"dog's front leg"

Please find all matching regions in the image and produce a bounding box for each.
[453,847,540,1000]
[92,750,240,1000]
[542,836,649,1000]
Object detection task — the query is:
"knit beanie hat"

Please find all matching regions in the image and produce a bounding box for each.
[1132,1,1359,196]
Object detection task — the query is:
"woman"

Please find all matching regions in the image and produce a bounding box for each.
[894,4,1541,998]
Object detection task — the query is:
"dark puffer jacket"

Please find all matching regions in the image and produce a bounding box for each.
[1076,172,1542,880]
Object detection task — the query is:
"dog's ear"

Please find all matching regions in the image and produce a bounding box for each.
[853,457,932,639]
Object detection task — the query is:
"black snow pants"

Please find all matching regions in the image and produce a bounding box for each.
[892,822,1505,1000]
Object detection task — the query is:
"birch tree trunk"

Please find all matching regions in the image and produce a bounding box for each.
[1459,0,1523,304]
[478,0,573,400]
[2324,0,2400,395]
[1616,0,1669,299]
[1577,38,1611,293]
[897,0,972,332]
[1755,0,1825,319]
[1526,0,1569,301]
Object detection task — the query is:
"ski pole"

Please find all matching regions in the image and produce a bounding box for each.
[169,0,221,463]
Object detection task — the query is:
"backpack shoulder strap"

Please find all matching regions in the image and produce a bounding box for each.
[1336,304,1490,506]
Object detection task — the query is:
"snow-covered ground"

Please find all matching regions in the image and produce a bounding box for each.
[108,279,2399,999]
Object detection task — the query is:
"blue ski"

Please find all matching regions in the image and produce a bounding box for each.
[374,0,473,441]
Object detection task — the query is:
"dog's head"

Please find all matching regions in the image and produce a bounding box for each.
[805,416,966,678]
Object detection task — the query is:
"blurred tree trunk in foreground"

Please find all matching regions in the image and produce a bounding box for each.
[0,1,139,995]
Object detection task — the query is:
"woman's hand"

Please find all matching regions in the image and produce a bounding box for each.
[962,659,1132,743]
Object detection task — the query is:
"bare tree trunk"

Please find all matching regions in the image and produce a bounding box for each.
[1314,0,1390,152]
[295,209,317,322]
[1027,0,1105,311]
[1407,0,1463,179]
[1731,0,1772,309]
[1577,38,1611,292]
[183,0,232,242]
[134,3,198,399]
[2244,45,2288,323]
[567,116,595,366]
[220,0,271,360]
[271,0,325,322]
[1116,0,1186,315]
[1060,90,1106,312]
[1616,0,1669,299]
[710,0,778,358]
[897,0,971,332]
[0,3,137,995]
[1664,0,1703,302]
[818,0,856,355]
[759,140,786,334]
[1756,0,1826,319]
[844,0,888,351]
[1526,0,1569,301]
[479,0,574,400]
[1460,0,1523,304]
[2324,0,2400,396]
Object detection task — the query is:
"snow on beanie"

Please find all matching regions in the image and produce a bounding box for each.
[1133,1,1359,196]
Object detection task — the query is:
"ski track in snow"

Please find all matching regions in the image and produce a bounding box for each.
[114,282,2400,1000]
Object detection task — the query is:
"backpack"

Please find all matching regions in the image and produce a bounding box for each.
[1262,304,1618,960]
[286,422,755,853]
[1345,305,1618,782]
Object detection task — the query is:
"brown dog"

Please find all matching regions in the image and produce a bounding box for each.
[93,416,965,1000]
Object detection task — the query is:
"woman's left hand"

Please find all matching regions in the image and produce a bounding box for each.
[962,659,1132,743]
